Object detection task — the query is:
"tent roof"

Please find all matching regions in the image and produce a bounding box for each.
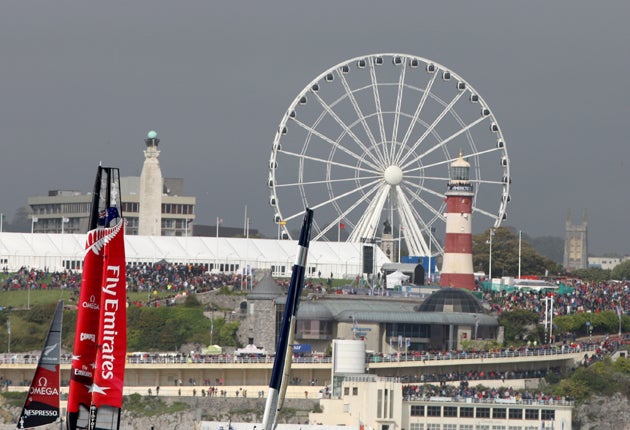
[0,233,390,278]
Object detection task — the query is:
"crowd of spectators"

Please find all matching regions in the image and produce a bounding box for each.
[402,381,574,405]
[482,279,629,318]
[3,266,628,317]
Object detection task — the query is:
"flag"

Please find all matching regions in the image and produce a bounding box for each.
[217,217,223,224]
[62,217,69,223]
[32,217,38,222]
[339,222,345,229]
[616,305,623,319]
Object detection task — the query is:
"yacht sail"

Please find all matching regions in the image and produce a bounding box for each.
[262,208,313,430]
[17,300,64,429]
[67,167,127,430]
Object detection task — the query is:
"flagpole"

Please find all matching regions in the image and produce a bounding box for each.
[338,222,340,242]
[216,217,219,238]
[244,206,247,237]
[518,230,522,279]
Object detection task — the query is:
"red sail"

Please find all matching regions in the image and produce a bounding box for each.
[17,300,63,429]
[67,228,106,429]
[91,221,127,409]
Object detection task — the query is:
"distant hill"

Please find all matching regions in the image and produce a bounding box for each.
[528,235,564,265]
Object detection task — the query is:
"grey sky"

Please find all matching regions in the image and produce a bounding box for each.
[1,1,629,255]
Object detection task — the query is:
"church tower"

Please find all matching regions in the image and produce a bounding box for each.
[563,209,588,270]
[138,130,163,236]
[439,152,475,290]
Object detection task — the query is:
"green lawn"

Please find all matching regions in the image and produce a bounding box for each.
[0,288,175,310]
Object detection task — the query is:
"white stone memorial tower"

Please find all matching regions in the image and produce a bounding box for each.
[138,130,163,236]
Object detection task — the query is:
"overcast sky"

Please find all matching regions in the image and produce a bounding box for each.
[1,1,629,255]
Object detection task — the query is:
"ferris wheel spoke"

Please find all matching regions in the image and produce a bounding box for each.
[368,58,389,164]
[472,178,507,187]
[336,70,388,165]
[307,177,383,213]
[275,174,382,189]
[400,183,446,221]
[473,205,500,221]
[395,187,430,256]
[397,72,438,162]
[390,61,407,162]
[404,173,450,182]
[403,181,446,202]
[291,117,383,172]
[402,117,488,170]
[348,185,391,242]
[399,187,445,256]
[311,183,383,241]
[399,103,479,168]
[279,150,380,176]
[397,90,466,166]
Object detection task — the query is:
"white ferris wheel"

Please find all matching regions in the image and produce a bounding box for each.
[268,53,510,258]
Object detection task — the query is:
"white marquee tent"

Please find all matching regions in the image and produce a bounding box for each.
[385,270,410,288]
[0,233,390,279]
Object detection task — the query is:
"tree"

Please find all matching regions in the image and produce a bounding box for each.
[5,207,31,233]
[569,267,610,283]
[472,227,562,278]
[611,260,630,280]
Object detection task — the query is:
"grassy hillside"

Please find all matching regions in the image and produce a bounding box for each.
[0,291,240,353]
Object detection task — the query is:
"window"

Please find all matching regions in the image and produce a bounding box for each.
[491,426,506,430]
[427,425,440,430]
[410,405,424,417]
[444,425,457,430]
[476,407,490,418]
[409,424,424,430]
[508,409,523,420]
[443,406,457,417]
[541,410,555,420]
[524,409,539,420]
[353,387,358,395]
[344,387,349,395]
[492,408,507,419]
[460,426,473,430]
[427,405,441,417]
[476,426,489,430]
[460,407,474,418]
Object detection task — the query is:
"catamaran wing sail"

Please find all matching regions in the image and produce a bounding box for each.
[262,208,313,430]
[17,300,64,429]
[67,166,127,430]
[89,219,127,430]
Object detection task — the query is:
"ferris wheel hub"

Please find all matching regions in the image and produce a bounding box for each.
[384,165,404,186]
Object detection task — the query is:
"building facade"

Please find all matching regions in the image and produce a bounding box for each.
[314,374,574,430]
[28,131,196,236]
[28,179,195,236]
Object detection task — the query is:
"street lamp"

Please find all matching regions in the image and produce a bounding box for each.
[518,230,522,279]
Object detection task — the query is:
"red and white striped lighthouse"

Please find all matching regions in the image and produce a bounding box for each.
[439,152,475,290]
